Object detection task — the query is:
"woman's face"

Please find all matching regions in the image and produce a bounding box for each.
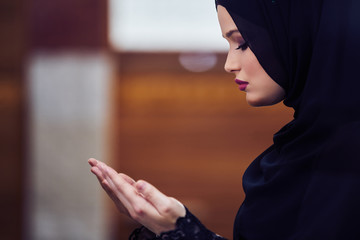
[217,5,285,107]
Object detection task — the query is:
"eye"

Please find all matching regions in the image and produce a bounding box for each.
[236,42,249,51]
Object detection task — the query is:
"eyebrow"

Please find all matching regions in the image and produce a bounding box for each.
[224,29,240,38]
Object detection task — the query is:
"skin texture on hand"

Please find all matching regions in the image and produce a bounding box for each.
[88,158,186,235]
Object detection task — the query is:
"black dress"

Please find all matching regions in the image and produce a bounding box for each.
[131,0,360,239]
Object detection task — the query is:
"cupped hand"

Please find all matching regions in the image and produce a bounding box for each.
[88,158,186,235]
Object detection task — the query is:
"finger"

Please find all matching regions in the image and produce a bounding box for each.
[96,164,180,234]
[91,165,131,215]
[97,163,136,210]
[91,166,116,196]
[96,162,168,228]
[90,166,112,196]
[97,163,133,190]
[94,162,141,207]
[119,173,136,186]
[96,161,124,184]
[102,164,134,197]
[101,165,161,216]
[101,179,130,215]
[135,180,178,216]
[95,162,119,187]
[88,158,98,167]
[135,180,168,204]
[91,160,136,186]
[95,162,137,189]
[91,166,106,183]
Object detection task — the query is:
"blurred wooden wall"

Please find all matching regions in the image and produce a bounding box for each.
[0,0,108,239]
[0,0,25,239]
[111,52,293,239]
[28,0,107,50]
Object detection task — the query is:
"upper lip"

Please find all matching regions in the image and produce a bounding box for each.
[235,79,248,85]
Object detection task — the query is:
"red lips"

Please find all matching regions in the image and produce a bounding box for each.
[235,79,249,91]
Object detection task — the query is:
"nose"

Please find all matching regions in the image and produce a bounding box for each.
[224,51,240,74]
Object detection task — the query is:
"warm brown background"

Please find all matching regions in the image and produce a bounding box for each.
[0,1,292,239]
[0,0,26,239]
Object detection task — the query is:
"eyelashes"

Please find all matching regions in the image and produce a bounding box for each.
[236,42,249,51]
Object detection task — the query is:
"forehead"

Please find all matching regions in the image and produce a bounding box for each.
[217,5,238,35]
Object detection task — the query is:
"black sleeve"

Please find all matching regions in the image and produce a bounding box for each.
[129,207,228,240]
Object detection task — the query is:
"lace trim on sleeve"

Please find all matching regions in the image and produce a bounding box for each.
[159,207,227,240]
[129,207,227,240]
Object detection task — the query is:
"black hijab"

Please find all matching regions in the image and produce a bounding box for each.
[216,0,360,239]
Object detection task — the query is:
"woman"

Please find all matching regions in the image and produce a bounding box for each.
[89,0,360,239]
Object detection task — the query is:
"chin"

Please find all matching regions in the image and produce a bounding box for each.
[246,95,283,107]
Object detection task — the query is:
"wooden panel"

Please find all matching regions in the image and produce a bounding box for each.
[28,0,108,49]
[111,53,293,239]
[0,79,24,240]
[0,0,24,239]
[0,0,24,72]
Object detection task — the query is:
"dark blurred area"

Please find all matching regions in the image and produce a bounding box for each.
[0,0,292,239]
[0,0,26,239]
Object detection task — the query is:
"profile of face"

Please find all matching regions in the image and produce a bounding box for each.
[217,5,285,107]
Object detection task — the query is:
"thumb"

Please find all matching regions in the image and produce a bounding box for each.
[135,180,185,218]
[135,180,169,209]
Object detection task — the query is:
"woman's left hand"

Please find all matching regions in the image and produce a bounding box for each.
[88,158,186,236]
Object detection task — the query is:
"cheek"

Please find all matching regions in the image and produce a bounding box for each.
[243,53,263,77]
[243,53,285,106]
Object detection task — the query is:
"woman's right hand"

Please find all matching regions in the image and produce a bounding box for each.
[88,158,186,236]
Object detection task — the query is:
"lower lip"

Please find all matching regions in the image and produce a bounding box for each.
[238,83,248,91]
